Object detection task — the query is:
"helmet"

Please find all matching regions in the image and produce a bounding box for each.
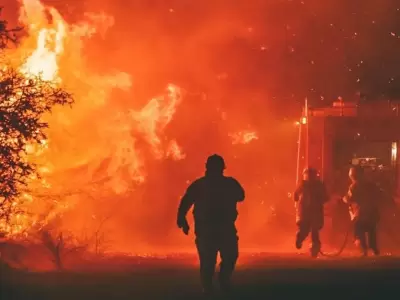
[206,154,226,171]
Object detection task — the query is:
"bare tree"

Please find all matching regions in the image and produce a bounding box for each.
[88,192,130,256]
[0,7,22,49]
[93,213,113,256]
[40,229,89,270]
[30,183,118,264]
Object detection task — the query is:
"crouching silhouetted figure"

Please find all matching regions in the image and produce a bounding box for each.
[177,154,245,296]
[343,166,380,256]
[294,167,329,257]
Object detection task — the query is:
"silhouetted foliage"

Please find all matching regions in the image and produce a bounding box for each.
[0,7,21,49]
[0,8,73,231]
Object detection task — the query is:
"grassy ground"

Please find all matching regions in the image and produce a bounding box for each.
[2,254,400,300]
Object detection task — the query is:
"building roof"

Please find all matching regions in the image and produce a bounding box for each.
[307,99,400,118]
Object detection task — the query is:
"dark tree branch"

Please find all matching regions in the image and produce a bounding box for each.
[0,10,74,235]
[0,7,23,49]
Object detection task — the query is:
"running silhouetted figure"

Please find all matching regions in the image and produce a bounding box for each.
[294,167,329,257]
[343,166,380,256]
[177,154,245,295]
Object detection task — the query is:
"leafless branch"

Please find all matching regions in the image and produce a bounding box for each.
[0,7,23,49]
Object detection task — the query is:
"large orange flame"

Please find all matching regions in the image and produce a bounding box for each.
[2,0,187,237]
[1,1,261,254]
[19,1,66,81]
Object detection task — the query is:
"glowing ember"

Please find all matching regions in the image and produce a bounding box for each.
[229,130,258,145]
[166,140,186,160]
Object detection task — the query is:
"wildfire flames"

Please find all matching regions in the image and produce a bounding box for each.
[229,130,258,145]
[2,0,187,236]
[1,0,259,252]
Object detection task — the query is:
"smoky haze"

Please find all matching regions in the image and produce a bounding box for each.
[3,0,399,254]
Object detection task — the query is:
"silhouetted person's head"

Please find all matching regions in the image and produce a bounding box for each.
[303,167,318,181]
[205,154,225,176]
[349,166,363,183]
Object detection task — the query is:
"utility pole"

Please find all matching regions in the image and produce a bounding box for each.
[296,98,309,185]
[305,97,309,168]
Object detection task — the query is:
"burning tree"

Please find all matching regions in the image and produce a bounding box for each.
[1,0,258,262]
[0,8,73,236]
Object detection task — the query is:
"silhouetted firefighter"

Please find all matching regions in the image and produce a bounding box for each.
[343,166,380,256]
[294,167,329,257]
[177,154,245,296]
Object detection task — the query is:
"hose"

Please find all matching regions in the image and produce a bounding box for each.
[317,201,400,257]
[318,222,352,257]
[318,216,400,257]
[317,199,354,257]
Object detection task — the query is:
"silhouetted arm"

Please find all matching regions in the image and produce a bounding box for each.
[343,184,357,204]
[231,178,245,202]
[293,184,302,213]
[370,183,382,208]
[177,183,196,233]
[321,182,329,204]
[294,184,302,202]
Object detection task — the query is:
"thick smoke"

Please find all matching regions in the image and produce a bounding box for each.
[3,0,399,254]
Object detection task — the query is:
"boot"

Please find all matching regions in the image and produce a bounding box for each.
[202,285,214,298]
[218,273,232,295]
[371,248,380,256]
[310,247,319,258]
[201,275,214,297]
[296,239,302,250]
[310,242,321,258]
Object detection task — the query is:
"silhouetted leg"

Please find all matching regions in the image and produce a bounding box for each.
[218,234,239,293]
[195,237,218,294]
[310,228,321,257]
[296,222,310,249]
[367,224,379,255]
[354,221,367,256]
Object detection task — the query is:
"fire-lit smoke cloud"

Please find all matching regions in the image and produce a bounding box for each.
[3,0,189,240]
[2,0,276,254]
[0,0,313,254]
[229,130,258,145]
[3,0,397,255]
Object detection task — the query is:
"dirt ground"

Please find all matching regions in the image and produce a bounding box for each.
[2,253,400,300]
